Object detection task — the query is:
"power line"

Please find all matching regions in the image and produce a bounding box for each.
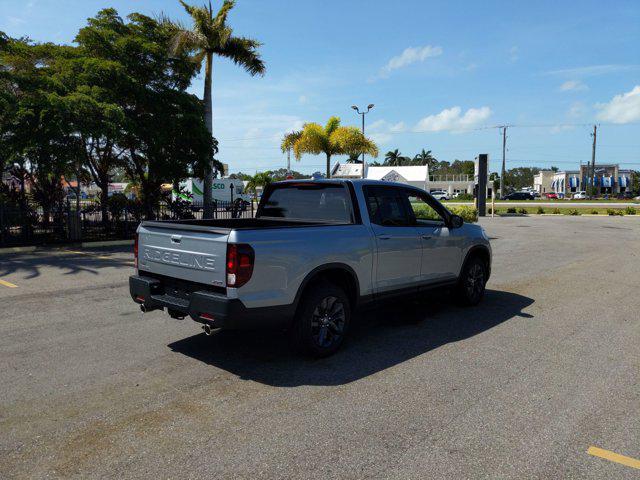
[217,120,640,142]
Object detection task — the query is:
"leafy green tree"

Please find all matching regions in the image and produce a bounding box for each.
[0,36,82,223]
[267,168,306,180]
[75,9,216,217]
[283,117,378,177]
[170,0,266,217]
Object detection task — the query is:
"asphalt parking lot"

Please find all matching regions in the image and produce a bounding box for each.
[1,216,639,479]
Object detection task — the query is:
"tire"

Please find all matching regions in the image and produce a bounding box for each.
[455,256,487,306]
[291,281,351,357]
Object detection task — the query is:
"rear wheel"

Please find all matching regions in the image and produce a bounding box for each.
[291,281,350,357]
[456,256,487,306]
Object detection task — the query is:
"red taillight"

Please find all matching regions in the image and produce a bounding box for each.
[133,233,139,269]
[226,244,254,288]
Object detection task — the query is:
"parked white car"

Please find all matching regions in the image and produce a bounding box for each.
[430,190,450,201]
[572,191,587,199]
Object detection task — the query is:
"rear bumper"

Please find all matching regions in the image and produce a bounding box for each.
[129,275,294,330]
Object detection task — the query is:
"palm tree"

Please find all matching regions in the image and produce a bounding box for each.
[346,153,363,164]
[170,0,265,217]
[384,149,411,166]
[282,117,378,178]
[281,131,302,173]
[245,171,272,201]
[412,148,437,167]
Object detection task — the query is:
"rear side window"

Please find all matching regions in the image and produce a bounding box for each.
[364,186,411,227]
[258,184,353,223]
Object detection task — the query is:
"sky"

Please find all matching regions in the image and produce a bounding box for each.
[1,0,639,175]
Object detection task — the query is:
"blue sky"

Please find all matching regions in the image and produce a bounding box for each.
[1,0,639,174]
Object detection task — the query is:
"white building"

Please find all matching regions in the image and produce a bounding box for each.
[330,162,485,196]
[533,170,556,195]
[330,163,365,179]
[365,166,430,190]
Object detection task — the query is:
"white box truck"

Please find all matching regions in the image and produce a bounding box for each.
[173,178,251,204]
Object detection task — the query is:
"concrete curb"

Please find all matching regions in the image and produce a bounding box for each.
[81,239,134,248]
[0,245,38,254]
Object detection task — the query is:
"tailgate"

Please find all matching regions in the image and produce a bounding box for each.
[137,224,228,287]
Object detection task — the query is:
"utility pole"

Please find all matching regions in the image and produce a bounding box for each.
[500,126,507,199]
[589,125,597,198]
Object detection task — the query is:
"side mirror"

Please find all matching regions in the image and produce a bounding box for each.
[449,214,464,229]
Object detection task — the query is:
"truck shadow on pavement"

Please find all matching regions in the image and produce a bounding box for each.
[168,289,534,387]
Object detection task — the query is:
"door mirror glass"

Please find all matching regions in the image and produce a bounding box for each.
[449,214,464,229]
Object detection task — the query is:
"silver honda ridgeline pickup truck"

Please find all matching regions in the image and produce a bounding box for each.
[130,180,491,356]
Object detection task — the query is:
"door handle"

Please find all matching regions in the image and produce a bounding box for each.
[377,235,392,240]
[171,235,182,244]
[421,235,432,240]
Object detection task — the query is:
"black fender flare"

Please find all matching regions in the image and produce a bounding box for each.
[459,245,492,280]
[292,263,361,313]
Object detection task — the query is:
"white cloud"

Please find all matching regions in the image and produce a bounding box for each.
[545,64,640,77]
[596,85,640,124]
[381,45,443,75]
[550,125,574,134]
[559,80,588,92]
[509,46,519,62]
[367,120,406,145]
[413,106,492,132]
[298,95,308,105]
[567,101,586,118]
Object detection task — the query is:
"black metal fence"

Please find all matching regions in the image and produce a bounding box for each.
[0,199,254,248]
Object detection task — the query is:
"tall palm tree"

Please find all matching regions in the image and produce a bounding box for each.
[412,148,436,167]
[384,149,410,166]
[170,0,265,217]
[282,117,378,178]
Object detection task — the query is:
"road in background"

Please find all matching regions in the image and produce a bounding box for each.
[1,217,639,479]
[445,201,638,207]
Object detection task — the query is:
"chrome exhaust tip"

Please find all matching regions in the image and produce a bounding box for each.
[140,304,147,313]
[203,324,213,336]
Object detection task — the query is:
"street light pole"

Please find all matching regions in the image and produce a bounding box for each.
[351,104,374,178]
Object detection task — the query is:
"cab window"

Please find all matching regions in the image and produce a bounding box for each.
[404,190,447,226]
[364,186,411,227]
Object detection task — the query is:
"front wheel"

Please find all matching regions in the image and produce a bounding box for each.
[455,256,487,306]
[291,281,351,357]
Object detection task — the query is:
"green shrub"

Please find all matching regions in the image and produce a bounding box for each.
[625,207,636,215]
[518,208,528,215]
[107,193,129,220]
[507,207,517,214]
[607,208,624,216]
[454,193,474,201]
[537,207,545,214]
[450,205,478,223]
[552,208,561,214]
[590,209,599,215]
[568,209,580,216]
[413,204,441,220]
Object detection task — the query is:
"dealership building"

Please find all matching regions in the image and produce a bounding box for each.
[547,164,632,196]
[331,162,481,195]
